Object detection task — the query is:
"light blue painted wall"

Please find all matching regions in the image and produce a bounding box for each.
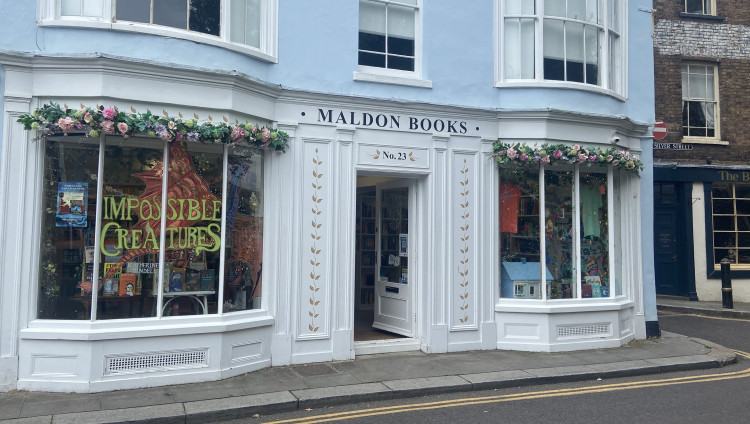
[0,0,657,321]
[0,1,655,125]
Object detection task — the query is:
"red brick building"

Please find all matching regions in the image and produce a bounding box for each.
[652,0,750,302]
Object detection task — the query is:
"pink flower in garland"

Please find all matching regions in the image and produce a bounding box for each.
[553,150,563,159]
[102,107,116,120]
[159,131,173,142]
[573,145,581,151]
[100,120,115,134]
[57,117,74,133]
[175,131,183,142]
[541,155,550,164]
[251,125,259,134]
[261,128,271,142]
[589,154,597,162]
[117,122,129,134]
[519,153,528,161]
[507,148,517,160]
[231,126,246,141]
[578,153,588,163]
[84,113,93,124]
[606,155,614,162]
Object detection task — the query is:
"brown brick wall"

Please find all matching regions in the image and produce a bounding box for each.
[653,0,750,166]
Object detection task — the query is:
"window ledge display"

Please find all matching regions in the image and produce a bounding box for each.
[20,313,274,341]
[495,298,634,314]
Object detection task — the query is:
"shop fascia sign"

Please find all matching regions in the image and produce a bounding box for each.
[316,108,469,135]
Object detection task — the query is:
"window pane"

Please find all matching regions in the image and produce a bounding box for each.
[568,0,586,20]
[712,183,731,198]
[737,200,750,215]
[505,18,535,79]
[544,1,565,17]
[388,55,414,71]
[587,0,599,24]
[714,216,735,231]
[82,0,104,17]
[359,51,386,67]
[580,172,609,298]
[224,151,264,311]
[244,0,261,47]
[154,0,188,29]
[506,0,535,14]
[714,232,736,248]
[685,0,705,13]
[688,73,708,99]
[543,19,565,81]
[387,4,415,41]
[360,0,386,36]
[738,232,750,247]
[189,0,221,36]
[715,248,733,264]
[545,169,576,298]
[736,185,750,199]
[116,0,151,23]
[713,199,734,214]
[585,25,600,85]
[61,0,81,16]
[38,138,100,320]
[738,249,750,264]
[499,166,542,299]
[738,216,750,231]
[98,138,164,320]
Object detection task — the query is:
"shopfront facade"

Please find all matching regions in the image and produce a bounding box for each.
[0,1,656,393]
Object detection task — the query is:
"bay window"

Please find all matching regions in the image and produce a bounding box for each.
[42,0,277,59]
[38,136,264,320]
[500,0,623,93]
[499,164,618,300]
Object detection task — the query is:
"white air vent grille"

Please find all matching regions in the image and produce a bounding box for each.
[557,323,611,339]
[105,349,208,375]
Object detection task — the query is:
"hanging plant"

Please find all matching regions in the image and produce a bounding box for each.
[492,141,643,176]
[17,103,290,152]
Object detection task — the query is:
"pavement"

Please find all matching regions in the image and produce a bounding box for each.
[0,298,745,424]
[656,295,750,319]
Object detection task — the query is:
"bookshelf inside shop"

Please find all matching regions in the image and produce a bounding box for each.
[356,187,376,309]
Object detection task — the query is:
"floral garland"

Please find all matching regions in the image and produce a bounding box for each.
[17,103,290,152]
[492,141,643,176]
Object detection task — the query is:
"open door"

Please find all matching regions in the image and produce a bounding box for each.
[372,182,413,337]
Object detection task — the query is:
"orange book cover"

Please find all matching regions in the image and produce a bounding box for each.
[119,273,137,297]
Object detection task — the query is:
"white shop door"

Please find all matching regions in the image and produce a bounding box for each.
[373,181,412,337]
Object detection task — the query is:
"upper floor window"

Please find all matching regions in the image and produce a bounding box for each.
[358,0,420,74]
[685,0,715,15]
[500,0,623,94]
[682,63,718,139]
[42,0,277,61]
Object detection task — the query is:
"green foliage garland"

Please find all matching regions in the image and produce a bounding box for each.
[17,103,290,152]
[492,141,643,176]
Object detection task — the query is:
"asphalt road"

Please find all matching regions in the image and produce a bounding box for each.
[230,312,750,424]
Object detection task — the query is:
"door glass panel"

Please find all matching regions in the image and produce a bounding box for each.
[379,187,408,284]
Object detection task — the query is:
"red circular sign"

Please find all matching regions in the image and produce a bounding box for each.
[653,120,668,140]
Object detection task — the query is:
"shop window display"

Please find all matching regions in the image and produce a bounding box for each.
[499,165,613,300]
[38,136,264,320]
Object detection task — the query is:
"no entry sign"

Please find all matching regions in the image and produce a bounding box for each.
[653,120,667,140]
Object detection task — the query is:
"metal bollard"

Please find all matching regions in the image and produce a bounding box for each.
[720,258,733,309]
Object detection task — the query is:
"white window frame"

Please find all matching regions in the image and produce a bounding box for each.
[684,0,716,16]
[354,0,432,88]
[37,0,279,62]
[682,62,723,144]
[498,164,620,301]
[495,0,626,98]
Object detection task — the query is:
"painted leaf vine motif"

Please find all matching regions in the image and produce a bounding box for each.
[308,148,324,333]
[458,159,470,324]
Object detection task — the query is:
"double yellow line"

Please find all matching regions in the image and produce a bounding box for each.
[264,350,750,424]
